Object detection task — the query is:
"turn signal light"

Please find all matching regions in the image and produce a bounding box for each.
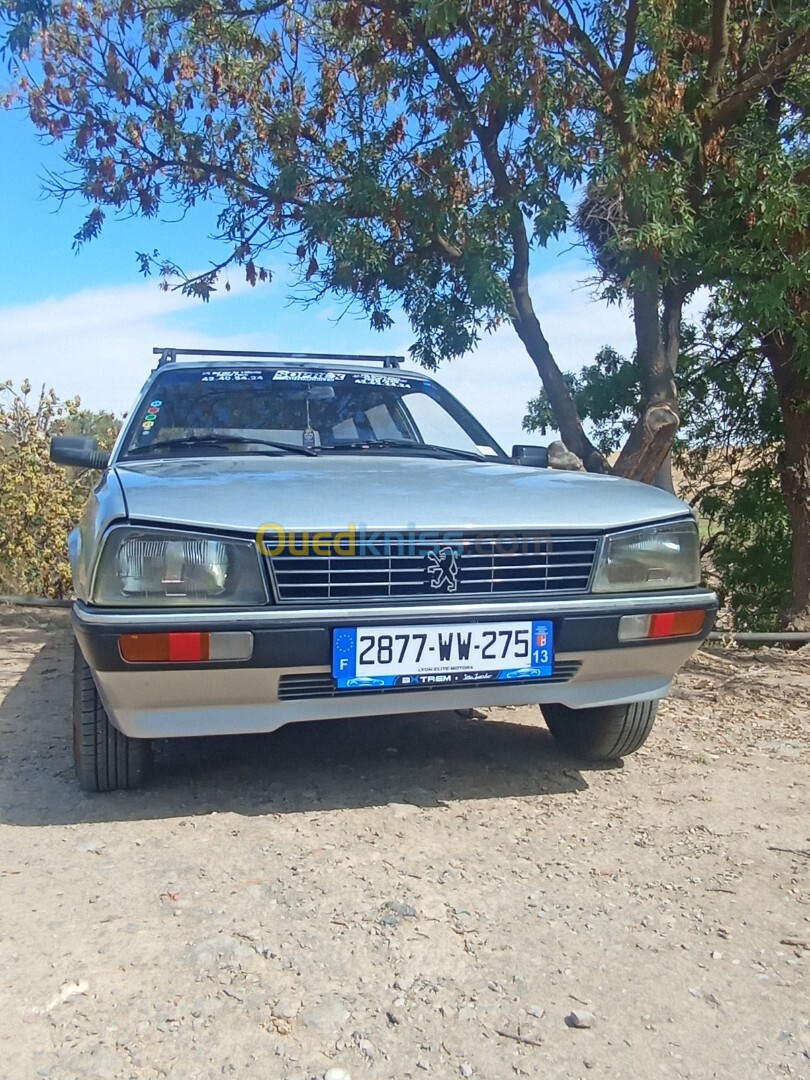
[119,631,253,662]
[649,610,706,638]
[618,609,706,642]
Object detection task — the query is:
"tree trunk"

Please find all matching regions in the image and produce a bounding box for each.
[612,259,681,484]
[508,275,610,474]
[764,330,810,629]
[652,282,684,494]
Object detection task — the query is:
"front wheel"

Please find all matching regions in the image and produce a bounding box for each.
[73,640,151,791]
[541,700,658,761]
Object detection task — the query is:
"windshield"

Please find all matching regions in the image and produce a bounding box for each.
[117,366,506,461]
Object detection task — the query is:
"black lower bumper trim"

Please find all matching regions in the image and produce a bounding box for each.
[72,599,717,673]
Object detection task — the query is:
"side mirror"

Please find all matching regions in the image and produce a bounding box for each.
[512,444,549,468]
[50,435,110,470]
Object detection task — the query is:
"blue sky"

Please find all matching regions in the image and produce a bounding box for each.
[0,102,643,450]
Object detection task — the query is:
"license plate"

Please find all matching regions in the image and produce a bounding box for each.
[332,620,553,690]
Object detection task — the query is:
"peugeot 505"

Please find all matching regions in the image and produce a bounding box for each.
[51,348,717,791]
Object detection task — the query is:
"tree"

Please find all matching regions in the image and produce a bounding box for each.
[703,78,810,628]
[562,3,810,624]
[2,1,809,488]
[525,310,791,630]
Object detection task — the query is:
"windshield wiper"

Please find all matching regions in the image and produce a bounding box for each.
[319,439,488,461]
[123,434,318,458]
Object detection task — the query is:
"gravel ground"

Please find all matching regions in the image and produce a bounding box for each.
[0,610,808,1080]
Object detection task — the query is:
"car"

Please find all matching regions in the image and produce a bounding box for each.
[51,347,717,791]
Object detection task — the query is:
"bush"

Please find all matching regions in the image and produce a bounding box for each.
[681,455,791,632]
[0,381,118,598]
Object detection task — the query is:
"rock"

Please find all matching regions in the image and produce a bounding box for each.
[385,900,417,917]
[547,441,584,472]
[393,976,414,992]
[324,1069,351,1080]
[272,996,301,1020]
[460,1065,474,1077]
[565,1009,595,1029]
[386,1009,403,1025]
[527,1005,545,1019]
[300,996,351,1034]
[453,913,476,932]
[186,936,256,973]
[76,838,105,854]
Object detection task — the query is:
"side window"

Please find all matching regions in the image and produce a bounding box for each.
[399,393,481,451]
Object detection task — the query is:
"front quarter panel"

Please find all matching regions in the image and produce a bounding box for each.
[71,470,127,601]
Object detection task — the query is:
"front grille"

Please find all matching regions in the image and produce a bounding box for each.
[268,533,599,603]
[277,661,582,700]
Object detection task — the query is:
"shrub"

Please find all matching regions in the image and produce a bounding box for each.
[0,381,118,598]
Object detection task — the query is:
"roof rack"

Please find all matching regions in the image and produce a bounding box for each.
[153,347,404,369]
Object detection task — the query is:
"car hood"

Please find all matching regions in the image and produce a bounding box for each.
[114,455,690,534]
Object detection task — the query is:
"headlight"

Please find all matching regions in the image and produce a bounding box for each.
[592,519,701,593]
[91,527,268,606]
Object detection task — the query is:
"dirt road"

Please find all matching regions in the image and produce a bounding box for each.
[1,610,808,1080]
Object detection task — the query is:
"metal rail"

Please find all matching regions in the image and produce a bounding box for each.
[0,596,72,608]
[153,347,404,369]
[707,631,810,643]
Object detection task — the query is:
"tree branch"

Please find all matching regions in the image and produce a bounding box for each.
[402,5,608,471]
[703,0,730,105]
[707,25,810,134]
[533,0,637,147]
[617,0,639,80]
[737,0,754,79]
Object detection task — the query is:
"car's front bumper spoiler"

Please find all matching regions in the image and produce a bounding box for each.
[72,591,717,739]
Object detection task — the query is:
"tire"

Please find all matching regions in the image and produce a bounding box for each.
[541,699,658,761]
[73,639,151,791]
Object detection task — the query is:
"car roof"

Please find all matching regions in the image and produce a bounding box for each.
[149,358,429,380]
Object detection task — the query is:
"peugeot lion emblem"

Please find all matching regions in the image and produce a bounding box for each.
[426,546,460,593]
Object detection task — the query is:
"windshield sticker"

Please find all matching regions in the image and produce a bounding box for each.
[200,369,265,382]
[352,373,411,387]
[476,445,498,456]
[140,399,162,435]
[272,370,348,382]
[270,370,416,388]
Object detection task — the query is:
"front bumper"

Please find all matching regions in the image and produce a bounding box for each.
[73,590,717,739]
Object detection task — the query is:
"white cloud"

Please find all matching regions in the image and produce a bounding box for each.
[1,278,275,415]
